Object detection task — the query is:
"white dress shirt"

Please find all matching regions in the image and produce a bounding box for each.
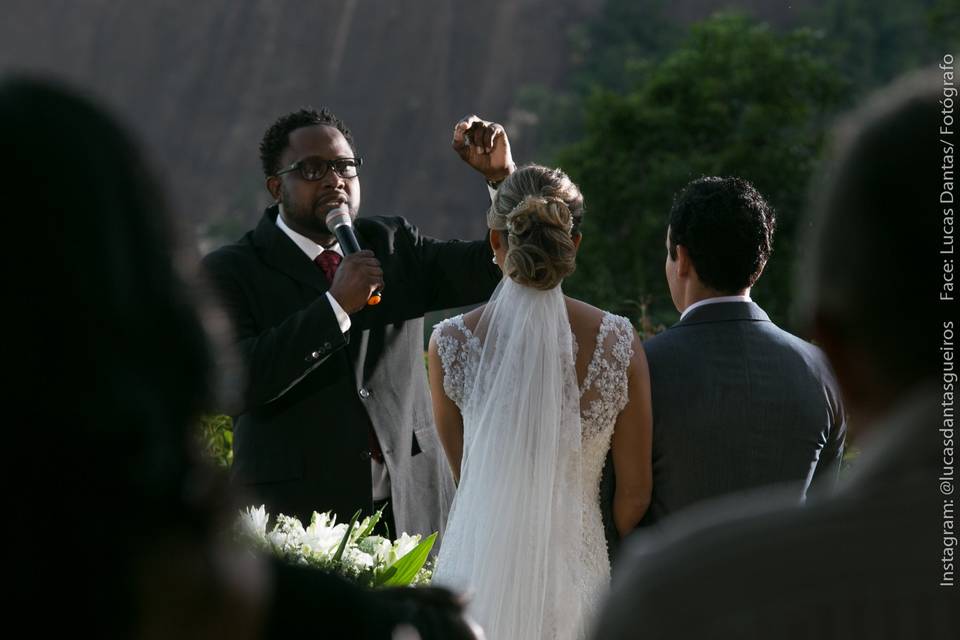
[276,210,351,333]
[680,294,753,320]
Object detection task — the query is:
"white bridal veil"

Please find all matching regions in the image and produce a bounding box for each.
[437,276,586,639]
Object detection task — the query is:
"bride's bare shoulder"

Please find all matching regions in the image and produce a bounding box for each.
[564,296,609,332]
[461,305,486,333]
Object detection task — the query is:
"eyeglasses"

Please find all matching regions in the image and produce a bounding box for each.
[275,156,363,181]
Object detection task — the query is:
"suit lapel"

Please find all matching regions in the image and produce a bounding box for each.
[253,205,330,293]
[352,218,379,254]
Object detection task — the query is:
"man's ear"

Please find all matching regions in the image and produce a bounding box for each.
[675,244,692,278]
[266,176,282,203]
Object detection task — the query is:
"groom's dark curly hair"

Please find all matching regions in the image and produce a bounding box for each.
[668,176,776,293]
[259,107,357,177]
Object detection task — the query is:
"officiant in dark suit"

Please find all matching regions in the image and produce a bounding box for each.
[5,76,482,640]
[203,109,513,540]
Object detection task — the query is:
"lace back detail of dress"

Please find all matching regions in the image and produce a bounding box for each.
[578,313,634,442]
[573,313,634,633]
[434,312,634,435]
[433,315,480,410]
[431,310,635,639]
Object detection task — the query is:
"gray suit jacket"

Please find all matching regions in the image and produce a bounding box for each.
[593,385,953,639]
[640,301,846,526]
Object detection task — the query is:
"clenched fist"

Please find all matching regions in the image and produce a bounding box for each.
[328,250,384,314]
[452,114,516,184]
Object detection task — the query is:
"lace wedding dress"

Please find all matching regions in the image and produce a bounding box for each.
[431,278,634,640]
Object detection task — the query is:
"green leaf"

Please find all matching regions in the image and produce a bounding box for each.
[356,505,384,540]
[373,564,398,587]
[332,509,361,565]
[378,533,437,587]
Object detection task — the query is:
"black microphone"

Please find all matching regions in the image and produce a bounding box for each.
[325,205,382,305]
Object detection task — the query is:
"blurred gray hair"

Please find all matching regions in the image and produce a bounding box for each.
[794,69,947,386]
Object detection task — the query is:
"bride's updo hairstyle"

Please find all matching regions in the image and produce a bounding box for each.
[487,164,584,290]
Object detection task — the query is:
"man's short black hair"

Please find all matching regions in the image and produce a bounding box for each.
[259,107,356,177]
[668,176,776,294]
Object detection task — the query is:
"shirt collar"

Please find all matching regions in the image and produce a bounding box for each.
[680,295,753,320]
[275,204,342,260]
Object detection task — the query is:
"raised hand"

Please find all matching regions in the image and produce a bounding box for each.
[452,114,516,184]
[328,250,384,314]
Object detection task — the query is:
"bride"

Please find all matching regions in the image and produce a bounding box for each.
[428,164,653,639]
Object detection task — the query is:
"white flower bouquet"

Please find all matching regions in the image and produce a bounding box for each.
[239,505,436,587]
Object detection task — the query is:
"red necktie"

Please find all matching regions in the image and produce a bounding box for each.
[315,248,384,463]
[315,249,342,283]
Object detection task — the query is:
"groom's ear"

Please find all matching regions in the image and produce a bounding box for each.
[675,244,693,278]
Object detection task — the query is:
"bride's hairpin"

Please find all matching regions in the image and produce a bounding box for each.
[506,196,573,235]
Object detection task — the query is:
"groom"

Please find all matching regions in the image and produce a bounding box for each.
[638,176,846,526]
[203,109,513,540]
[592,72,953,640]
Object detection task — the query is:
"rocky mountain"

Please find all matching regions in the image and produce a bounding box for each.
[1,0,818,249]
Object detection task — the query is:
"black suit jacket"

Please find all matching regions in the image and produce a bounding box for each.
[639,301,846,526]
[203,205,500,537]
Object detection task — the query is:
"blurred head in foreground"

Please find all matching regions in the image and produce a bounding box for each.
[795,70,947,435]
[1,74,253,636]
